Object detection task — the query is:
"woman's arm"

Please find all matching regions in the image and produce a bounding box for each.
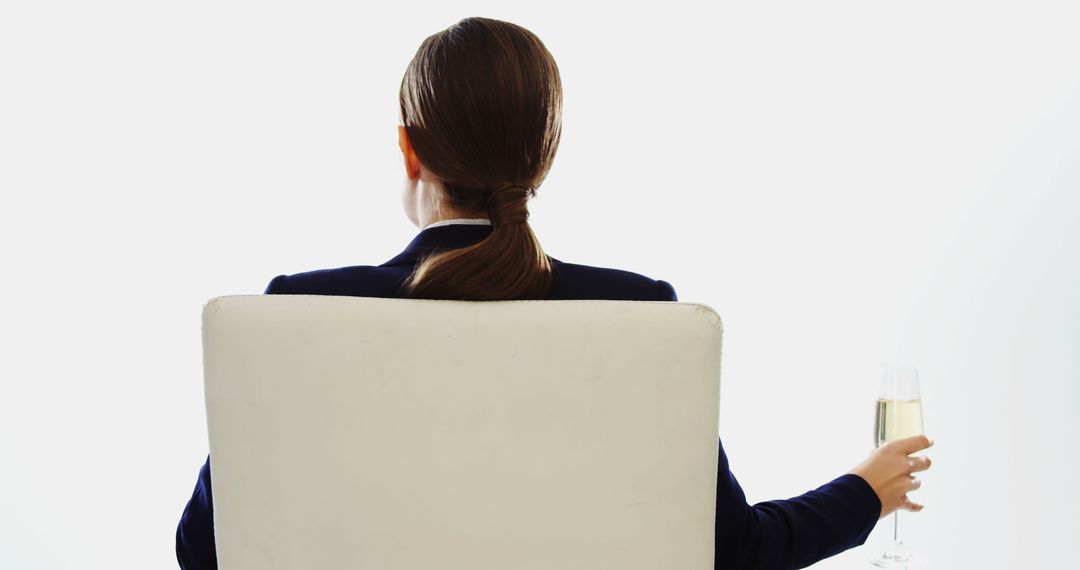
[714,433,933,569]
[714,438,881,569]
[175,456,218,569]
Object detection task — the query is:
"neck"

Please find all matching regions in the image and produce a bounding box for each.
[411,179,489,229]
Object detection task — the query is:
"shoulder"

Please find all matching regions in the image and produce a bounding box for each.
[263,265,411,297]
[262,258,678,302]
[548,258,678,302]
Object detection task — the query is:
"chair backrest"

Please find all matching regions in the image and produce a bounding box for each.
[203,295,723,569]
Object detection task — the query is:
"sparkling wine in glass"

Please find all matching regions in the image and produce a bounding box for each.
[870,363,925,568]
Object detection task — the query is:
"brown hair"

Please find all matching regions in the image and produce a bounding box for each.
[398,17,562,301]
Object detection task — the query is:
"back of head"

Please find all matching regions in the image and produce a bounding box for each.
[399,17,562,300]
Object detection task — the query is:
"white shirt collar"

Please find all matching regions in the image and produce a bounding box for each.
[422,217,493,230]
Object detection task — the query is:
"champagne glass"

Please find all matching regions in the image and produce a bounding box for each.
[870,363,925,568]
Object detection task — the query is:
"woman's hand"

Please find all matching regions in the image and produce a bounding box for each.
[848,434,934,519]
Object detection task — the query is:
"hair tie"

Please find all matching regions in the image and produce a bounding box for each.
[492,183,535,196]
[485,183,534,226]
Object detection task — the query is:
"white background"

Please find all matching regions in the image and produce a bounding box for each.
[2,1,1078,568]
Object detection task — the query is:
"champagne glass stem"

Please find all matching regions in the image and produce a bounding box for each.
[892,511,901,548]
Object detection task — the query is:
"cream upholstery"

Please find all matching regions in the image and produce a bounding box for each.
[202,295,723,569]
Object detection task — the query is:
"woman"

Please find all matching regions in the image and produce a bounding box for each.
[176,17,932,570]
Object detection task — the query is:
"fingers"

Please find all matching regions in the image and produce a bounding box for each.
[888,477,924,516]
[908,455,932,473]
[901,497,925,512]
[852,436,934,519]
[895,434,934,455]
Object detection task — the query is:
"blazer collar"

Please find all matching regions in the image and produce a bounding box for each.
[381,223,495,267]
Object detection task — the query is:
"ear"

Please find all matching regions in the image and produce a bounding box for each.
[397,125,422,181]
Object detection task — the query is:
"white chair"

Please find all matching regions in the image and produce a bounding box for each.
[202,295,723,569]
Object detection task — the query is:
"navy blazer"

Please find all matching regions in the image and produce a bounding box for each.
[177,223,881,569]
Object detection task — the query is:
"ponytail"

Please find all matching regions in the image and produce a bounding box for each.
[404,184,553,300]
